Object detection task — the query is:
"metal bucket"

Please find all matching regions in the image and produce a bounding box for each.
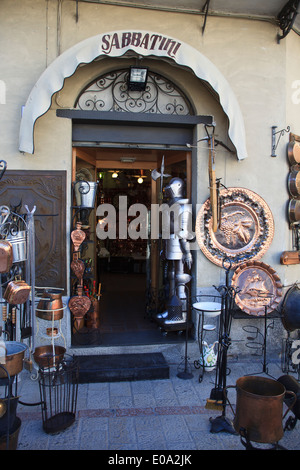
[281,284,300,331]
[232,376,296,444]
[75,181,98,208]
[6,230,27,263]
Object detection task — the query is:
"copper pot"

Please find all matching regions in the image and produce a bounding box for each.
[0,240,13,273]
[287,141,300,165]
[280,284,300,331]
[0,341,27,378]
[288,168,300,199]
[3,279,31,305]
[230,376,296,444]
[288,199,300,224]
[36,290,64,321]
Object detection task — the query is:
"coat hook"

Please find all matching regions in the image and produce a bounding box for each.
[271,125,290,157]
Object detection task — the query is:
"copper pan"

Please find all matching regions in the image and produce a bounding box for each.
[288,199,300,224]
[0,240,13,273]
[288,141,300,166]
[4,279,31,305]
[288,167,300,199]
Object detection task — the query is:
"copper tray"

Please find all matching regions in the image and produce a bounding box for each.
[195,187,274,267]
[231,260,282,316]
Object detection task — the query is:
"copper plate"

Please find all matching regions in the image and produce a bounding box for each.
[231,260,282,316]
[195,187,274,267]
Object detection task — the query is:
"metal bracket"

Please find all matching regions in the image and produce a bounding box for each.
[271,125,290,157]
[277,0,300,42]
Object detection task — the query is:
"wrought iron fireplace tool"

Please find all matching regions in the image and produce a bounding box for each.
[208,257,239,434]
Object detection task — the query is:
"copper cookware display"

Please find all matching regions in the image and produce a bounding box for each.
[69,221,91,329]
[195,187,274,267]
[3,278,31,305]
[231,260,282,316]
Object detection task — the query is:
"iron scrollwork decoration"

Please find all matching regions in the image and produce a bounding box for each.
[195,187,274,268]
[277,0,300,42]
[75,69,193,115]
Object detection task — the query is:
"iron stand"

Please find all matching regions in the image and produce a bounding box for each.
[209,257,238,434]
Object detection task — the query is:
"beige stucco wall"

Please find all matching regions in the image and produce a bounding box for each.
[2,0,300,353]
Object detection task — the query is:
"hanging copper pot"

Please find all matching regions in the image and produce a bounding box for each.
[287,140,300,166]
[4,279,31,305]
[280,284,300,331]
[288,199,300,224]
[288,166,300,199]
[0,240,13,273]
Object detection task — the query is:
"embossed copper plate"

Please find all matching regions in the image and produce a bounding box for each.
[195,187,274,267]
[231,260,282,316]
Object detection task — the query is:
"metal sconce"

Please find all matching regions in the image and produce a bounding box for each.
[128,66,148,91]
[271,125,290,157]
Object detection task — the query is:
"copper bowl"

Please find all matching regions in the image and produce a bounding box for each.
[33,345,66,368]
[0,342,27,378]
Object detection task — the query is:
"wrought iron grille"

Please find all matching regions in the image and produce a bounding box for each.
[74,69,193,115]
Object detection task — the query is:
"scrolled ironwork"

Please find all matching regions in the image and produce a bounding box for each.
[75,69,193,115]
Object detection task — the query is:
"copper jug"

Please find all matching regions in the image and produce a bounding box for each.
[36,289,64,320]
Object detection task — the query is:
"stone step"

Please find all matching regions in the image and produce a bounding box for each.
[74,352,169,383]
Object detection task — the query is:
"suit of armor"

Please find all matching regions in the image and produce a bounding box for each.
[158,177,193,325]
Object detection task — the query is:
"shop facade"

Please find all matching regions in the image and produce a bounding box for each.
[1,0,300,364]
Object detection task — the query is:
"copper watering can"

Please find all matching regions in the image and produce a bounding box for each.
[225,375,297,444]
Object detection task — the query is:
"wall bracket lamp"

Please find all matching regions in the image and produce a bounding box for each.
[128,66,149,91]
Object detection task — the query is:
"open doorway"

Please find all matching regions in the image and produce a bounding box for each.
[71,147,191,346]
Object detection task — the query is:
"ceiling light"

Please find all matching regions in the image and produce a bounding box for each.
[112,171,118,178]
[137,177,143,184]
[120,157,136,163]
[128,66,148,91]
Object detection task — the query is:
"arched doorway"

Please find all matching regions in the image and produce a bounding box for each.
[71,69,198,347]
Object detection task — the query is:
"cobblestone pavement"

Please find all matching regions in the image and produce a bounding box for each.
[8,341,300,452]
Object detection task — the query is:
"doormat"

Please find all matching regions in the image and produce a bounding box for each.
[74,352,169,383]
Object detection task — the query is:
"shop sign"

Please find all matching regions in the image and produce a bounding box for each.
[101,31,181,59]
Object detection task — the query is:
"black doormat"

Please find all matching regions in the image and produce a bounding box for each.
[74,352,169,383]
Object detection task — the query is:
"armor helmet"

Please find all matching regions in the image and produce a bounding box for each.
[164,177,184,199]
